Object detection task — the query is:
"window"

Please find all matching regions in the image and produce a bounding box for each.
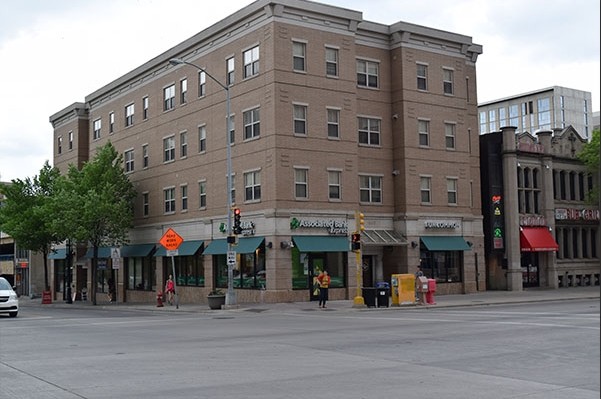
[199,180,207,208]
[328,170,341,200]
[509,105,519,127]
[358,117,380,146]
[447,178,457,205]
[142,192,149,217]
[57,136,62,154]
[142,144,149,168]
[420,176,432,204]
[164,187,176,214]
[357,59,378,88]
[537,97,551,130]
[292,41,306,72]
[228,115,235,144]
[445,123,456,149]
[198,71,206,97]
[180,79,187,104]
[181,185,188,211]
[109,112,115,133]
[443,68,454,95]
[327,108,340,138]
[243,45,260,78]
[143,97,149,120]
[68,131,73,150]
[124,149,134,173]
[163,85,175,111]
[359,175,382,203]
[243,107,260,139]
[93,119,101,140]
[244,170,261,201]
[293,104,307,135]
[488,109,496,132]
[125,103,135,126]
[163,136,175,162]
[226,57,235,86]
[479,111,487,134]
[198,125,206,152]
[498,107,507,128]
[180,131,188,158]
[417,64,428,91]
[325,47,338,76]
[294,168,308,199]
[418,119,429,146]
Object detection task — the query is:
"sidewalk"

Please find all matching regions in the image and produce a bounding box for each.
[19,286,599,314]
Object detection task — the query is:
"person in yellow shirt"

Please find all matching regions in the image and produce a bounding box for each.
[317,270,331,308]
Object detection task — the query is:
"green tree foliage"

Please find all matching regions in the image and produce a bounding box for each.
[51,142,136,305]
[0,162,62,291]
[577,129,600,204]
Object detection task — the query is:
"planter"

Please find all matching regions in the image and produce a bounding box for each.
[207,294,226,310]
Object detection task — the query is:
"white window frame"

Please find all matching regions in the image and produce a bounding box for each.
[447,178,458,205]
[327,108,340,139]
[445,122,456,150]
[198,180,207,209]
[181,184,188,211]
[417,63,428,91]
[180,79,188,104]
[143,96,149,119]
[327,169,341,201]
[226,56,235,86]
[420,176,432,204]
[142,192,149,217]
[358,116,381,146]
[163,85,175,111]
[418,119,430,147]
[243,45,260,78]
[180,131,188,158]
[325,46,338,77]
[359,175,382,204]
[357,59,379,88]
[198,125,206,153]
[243,107,260,140]
[294,167,309,199]
[163,135,176,163]
[443,68,454,95]
[198,71,206,97]
[293,104,308,135]
[93,119,101,140]
[142,144,149,168]
[124,148,134,173]
[292,40,306,72]
[163,187,176,214]
[125,103,135,127]
[244,169,261,202]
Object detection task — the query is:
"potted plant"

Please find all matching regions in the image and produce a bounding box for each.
[207,289,226,310]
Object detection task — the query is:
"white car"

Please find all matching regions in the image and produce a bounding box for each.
[0,277,19,317]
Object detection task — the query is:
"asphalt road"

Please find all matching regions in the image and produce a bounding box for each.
[1,299,599,399]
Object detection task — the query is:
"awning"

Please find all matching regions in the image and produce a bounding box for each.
[361,230,406,246]
[84,247,111,259]
[155,240,204,257]
[204,237,264,255]
[48,248,67,259]
[292,236,349,252]
[420,236,471,251]
[520,227,559,252]
[121,244,156,257]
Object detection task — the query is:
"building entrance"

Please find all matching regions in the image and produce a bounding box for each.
[308,254,325,301]
[520,253,540,287]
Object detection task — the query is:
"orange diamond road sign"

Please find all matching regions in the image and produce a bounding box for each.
[159,228,184,251]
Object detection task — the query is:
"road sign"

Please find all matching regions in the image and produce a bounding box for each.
[111,247,121,259]
[227,250,236,265]
[159,228,184,251]
[166,250,179,257]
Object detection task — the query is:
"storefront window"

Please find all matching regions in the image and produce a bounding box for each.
[126,257,155,291]
[420,250,462,283]
[213,247,265,290]
[291,249,346,289]
[163,255,204,287]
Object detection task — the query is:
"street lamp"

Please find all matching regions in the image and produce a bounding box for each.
[169,57,236,306]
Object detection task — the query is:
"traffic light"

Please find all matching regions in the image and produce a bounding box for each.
[351,232,361,251]
[233,208,242,234]
[358,212,365,232]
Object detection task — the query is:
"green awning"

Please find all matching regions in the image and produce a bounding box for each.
[155,240,204,257]
[84,247,111,259]
[292,236,349,252]
[420,236,471,251]
[121,244,156,257]
[48,248,67,259]
[204,237,264,255]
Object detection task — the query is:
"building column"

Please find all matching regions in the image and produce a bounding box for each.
[501,126,522,291]
[537,130,558,288]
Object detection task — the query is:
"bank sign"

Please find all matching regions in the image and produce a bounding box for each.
[290,217,348,235]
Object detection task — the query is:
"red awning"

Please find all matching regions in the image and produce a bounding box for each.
[520,227,559,252]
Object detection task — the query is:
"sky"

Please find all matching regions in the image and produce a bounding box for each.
[0,0,599,182]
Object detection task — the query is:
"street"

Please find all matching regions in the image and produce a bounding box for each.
[1,299,599,399]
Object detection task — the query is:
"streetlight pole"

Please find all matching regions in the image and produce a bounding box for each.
[169,58,236,306]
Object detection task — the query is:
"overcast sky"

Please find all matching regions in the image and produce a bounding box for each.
[1,0,599,182]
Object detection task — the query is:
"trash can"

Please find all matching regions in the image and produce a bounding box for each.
[362,287,376,307]
[426,278,437,305]
[375,282,390,307]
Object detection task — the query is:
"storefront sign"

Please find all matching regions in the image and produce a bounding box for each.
[424,221,460,229]
[290,217,348,235]
[219,221,256,236]
[519,215,547,226]
[555,208,600,221]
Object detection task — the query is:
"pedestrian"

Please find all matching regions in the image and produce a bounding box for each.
[415,265,425,304]
[107,277,115,303]
[317,270,331,309]
[165,275,175,305]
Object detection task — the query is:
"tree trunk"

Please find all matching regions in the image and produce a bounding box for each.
[91,245,98,305]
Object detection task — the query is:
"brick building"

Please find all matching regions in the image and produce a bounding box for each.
[49,0,484,304]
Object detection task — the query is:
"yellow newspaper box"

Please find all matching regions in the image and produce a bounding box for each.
[391,274,416,306]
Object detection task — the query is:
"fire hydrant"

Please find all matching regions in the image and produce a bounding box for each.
[156,290,164,307]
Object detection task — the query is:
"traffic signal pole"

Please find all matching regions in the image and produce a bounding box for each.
[352,211,366,308]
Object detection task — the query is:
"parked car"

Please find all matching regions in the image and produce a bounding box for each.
[0,277,19,317]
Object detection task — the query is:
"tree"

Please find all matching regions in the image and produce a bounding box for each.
[52,142,136,305]
[0,162,62,291]
[577,129,600,204]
